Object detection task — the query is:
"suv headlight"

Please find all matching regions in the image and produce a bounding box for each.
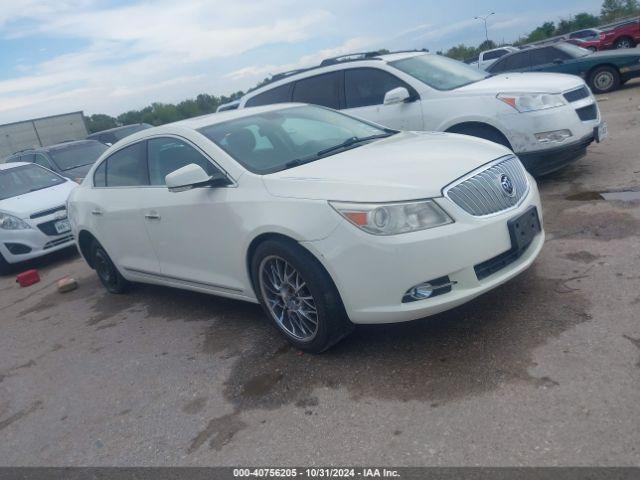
[497,93,566,113]
[0,212,31,230]
[330,199,453,235]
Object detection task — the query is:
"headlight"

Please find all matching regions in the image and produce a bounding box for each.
[0,212,31,230]
[330,199,453,235]
[497,93,566,113]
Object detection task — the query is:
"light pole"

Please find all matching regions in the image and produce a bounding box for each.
[474,12,495,42]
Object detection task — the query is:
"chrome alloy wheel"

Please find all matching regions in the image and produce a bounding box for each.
[594,70,614,91]
[258,255,319,341]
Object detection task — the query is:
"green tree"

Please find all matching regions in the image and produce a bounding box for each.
[601,0,626,21]
[84,114,117,133]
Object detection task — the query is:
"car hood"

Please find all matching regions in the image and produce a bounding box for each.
[262,131,513,202]
[0,180,77,219]
[456,72,584,94]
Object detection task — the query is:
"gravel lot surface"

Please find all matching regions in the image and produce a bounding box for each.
[1,80,639,466]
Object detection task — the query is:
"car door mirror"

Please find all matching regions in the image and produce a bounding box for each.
[383,87,411,105]
[553,58,564,64]
[166,163,230,192]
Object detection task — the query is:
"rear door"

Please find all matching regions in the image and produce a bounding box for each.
[291,71,342,110]
[89,141,160,274]
[489,51,531,73]
[342,67,423,130]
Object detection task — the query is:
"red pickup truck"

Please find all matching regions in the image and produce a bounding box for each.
[601,19,640,49]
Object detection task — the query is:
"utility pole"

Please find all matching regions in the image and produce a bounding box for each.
[474,12,495,42]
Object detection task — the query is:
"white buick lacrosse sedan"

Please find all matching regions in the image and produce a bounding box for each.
[68,104,544,352]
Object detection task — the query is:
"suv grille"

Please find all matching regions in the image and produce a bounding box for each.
[444,156,529,217]
[576,104,597,121]
[563,86,590,103]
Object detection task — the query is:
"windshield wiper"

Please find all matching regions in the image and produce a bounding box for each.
[62,163,90,171]
[283,132,396,170]
[316,133,393,157]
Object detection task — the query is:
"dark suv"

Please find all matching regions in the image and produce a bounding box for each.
[4,140,108,181]
[86,123,152,146]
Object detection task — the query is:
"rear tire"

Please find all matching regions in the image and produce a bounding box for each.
[91,241,130,294]
[446,124,512,150]
[614,37,635,49]
[589,66,620,94]
[251,238,353,353]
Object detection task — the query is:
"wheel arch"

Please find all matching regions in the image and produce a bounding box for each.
[445,121,513,150]
[77,229,98,269]
[245,232,344,306]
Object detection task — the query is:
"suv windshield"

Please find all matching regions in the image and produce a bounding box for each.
[390,54,489,91]
[48,142,108,171]
[0,164,65,200]
[198,105,394,174]
[556,43,592,58]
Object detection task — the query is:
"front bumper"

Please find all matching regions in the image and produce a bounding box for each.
[302,180,544,324]
[0,218,75,265]
[518,133,594,176]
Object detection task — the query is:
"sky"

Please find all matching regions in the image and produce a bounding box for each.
[0,0,603,123]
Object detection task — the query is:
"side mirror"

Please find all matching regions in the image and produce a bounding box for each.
[166,163,230,192]
[383,87,411,105]
[553,58,564,64]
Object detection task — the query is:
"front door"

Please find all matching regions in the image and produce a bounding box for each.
[139,137,244,293]
[342,67,424,130]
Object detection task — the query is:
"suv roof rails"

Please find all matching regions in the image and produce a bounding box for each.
[251,48,429,91]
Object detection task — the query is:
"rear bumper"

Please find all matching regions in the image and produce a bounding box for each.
[518,133,595,176]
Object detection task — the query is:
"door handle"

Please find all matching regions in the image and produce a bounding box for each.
[91,209,103,216]
[144,212,161,220]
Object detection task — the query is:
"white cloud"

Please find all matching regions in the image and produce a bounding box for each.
[0,0,334,121]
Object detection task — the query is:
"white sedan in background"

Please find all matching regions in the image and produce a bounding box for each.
[0,163,77,273]
[68,104,544,352]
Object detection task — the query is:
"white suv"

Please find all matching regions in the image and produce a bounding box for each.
[69,104,544,352]
[238,51,606,176]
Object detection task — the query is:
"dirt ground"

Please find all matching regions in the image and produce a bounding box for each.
[1,80,639,466]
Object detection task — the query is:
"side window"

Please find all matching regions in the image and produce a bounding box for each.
[20,153,35,163]
[484,49,507,61]
[105,142,148,187]
[344,68,414,108]
[245,83,292,107]
[32,153,50,169]
[147,137,219,186]
[492,52,530,72]
[292,72,342,109]
[94,161,106,187]
[530,47,568,66]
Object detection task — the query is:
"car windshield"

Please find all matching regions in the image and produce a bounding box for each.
[556,43,592,58]
[48,142,108,171]
[198,105,394,174]
[0,164,65,200]
[390,54,490,91]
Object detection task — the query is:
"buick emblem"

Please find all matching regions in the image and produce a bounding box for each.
[499,174,515,197]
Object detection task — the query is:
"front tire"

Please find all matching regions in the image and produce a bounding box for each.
[589,66,620,94]
[0,252,11,276]
[91,241,130,294]
[251,238,353,353]
[447,124,512,150]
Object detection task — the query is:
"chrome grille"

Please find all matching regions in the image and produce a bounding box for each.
[444,156,529,217]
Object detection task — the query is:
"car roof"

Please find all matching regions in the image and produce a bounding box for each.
[0,161,30,171]
[172,103,309,129]
[43,139,104,152]
[87,123,150,136]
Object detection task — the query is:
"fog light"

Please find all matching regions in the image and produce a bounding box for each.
[402,276,456,303]
[535,129,572,143]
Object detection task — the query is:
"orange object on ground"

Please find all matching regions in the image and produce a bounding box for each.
[16,269,40,287]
